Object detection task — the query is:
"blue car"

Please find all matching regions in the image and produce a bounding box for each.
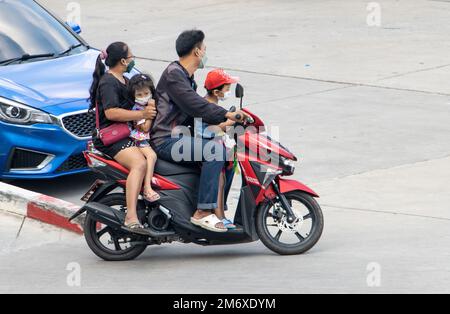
[1,0,108,180]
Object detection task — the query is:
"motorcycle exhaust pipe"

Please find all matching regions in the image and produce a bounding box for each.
[83,202,176,237]
[83,202,125,230]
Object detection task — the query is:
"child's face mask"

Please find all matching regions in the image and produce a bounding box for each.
[219,91,232,102]
[135,95,152,106]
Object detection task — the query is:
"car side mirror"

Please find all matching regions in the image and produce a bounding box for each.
[66,21,82,34]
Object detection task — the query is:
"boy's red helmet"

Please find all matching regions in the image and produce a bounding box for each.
[204,68,239,90]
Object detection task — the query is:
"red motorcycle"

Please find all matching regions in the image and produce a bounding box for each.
[70,84,324,261]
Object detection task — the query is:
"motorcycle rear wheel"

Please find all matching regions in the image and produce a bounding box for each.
[256,190,324,255]
[84,193,148,261]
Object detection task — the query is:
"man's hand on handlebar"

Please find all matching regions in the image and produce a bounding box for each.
[226,110,253,124]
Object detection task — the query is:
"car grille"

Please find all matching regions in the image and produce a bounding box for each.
[61,111,95,138]
[56,154,88,173]
[9,149,50,170]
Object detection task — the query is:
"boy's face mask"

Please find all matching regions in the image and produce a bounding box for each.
[219,91,232,102]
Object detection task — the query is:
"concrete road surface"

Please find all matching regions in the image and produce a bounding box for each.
[1,0,450,294]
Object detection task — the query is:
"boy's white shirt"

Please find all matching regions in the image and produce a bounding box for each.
[223,133,236,150]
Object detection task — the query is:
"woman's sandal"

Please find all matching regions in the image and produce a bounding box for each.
[123,221,151,236]
[191,214,227,233]
[222,218,236,230]
[143,188,161,203]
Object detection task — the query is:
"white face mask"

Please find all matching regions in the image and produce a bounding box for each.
[198,49,208,69]
[219,91,232,102]
[135,95,152,106]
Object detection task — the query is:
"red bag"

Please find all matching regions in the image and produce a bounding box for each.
[95,103,130,146]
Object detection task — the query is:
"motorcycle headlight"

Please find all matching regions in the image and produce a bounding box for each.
[280,157,296,176]
[0,97,53,125]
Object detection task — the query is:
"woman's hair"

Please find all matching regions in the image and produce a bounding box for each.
[89,42,130,109]
[128,73,156,102]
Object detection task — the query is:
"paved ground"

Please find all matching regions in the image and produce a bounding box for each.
[2,0,450,293]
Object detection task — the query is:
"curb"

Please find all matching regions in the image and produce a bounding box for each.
[0,182,84,234]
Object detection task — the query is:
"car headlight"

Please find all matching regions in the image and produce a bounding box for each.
[0,97,53,125]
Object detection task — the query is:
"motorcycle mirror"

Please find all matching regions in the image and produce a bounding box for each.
[235,83,244,99]
[235,84,244,109]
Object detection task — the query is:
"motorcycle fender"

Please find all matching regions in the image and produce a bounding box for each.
[88,181,121,203]
[69,181,121,222]
[278,178,319,198]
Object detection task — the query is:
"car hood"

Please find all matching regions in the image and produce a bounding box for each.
[0,49,98,114]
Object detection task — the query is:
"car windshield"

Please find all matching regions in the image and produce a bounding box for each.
[0,0,85,65]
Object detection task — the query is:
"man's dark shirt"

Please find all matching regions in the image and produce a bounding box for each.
[151,61,228,147]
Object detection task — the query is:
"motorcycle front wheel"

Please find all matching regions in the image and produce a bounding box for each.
[256,190,324,255]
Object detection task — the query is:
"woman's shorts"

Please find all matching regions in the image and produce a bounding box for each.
[93,137,136,158]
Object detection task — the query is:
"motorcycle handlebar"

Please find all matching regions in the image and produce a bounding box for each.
[235,114,254,124]
[229,107,255,124]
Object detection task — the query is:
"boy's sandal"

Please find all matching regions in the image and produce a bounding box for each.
[191,214,227,233]
[144,190,161,203]
[222,218,236,230]
[123,221,151,236]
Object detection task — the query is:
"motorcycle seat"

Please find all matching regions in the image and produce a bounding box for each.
[89,151,200,176]
[154,159,201,176]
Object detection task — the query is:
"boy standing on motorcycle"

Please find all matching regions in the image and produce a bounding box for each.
[195,69,240,229]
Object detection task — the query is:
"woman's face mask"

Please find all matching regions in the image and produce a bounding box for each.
[122,56,135,73]
[125,59,135,73]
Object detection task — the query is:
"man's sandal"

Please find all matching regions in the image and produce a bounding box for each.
[191,214,227,233]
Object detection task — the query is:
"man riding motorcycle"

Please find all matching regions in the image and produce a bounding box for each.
[151,30,250,233]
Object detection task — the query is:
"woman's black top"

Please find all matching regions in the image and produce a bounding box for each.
[96,73,131,129]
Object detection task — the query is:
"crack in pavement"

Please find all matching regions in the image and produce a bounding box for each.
[15,216,26,239]
[315,155,450,222]
[249,85,355,106]
[323,204,450,222]
[135,56,450,97]
[311,153,450,186]
[376,62,450,81]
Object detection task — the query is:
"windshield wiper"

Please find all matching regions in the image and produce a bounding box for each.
[56,43,84,57]
[0,53,56,66]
